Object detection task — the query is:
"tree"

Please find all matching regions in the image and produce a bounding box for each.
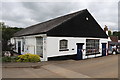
[113,31,119,36]
[1,22,23,51]
[113,31,120,40]
[108,30,112,36]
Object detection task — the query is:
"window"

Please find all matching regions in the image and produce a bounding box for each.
[36,37,43,57]
[86,39,99,55]
[59,39,68,51]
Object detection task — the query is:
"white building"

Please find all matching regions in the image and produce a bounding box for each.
[11,9,108,61]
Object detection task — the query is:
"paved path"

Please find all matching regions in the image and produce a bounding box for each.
[42,64,90,78]
[2,54,119,78]
[51,55,118,78]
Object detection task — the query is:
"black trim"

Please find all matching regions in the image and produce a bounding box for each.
[15,32,46,37]
[101,43,107,44]
[86,52,100,56]
[72,49,74,50]
[76,43,84,45]
[59,49,69,51]
[47,35,108,38]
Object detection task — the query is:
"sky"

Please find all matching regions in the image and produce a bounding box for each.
[1,0,119,31]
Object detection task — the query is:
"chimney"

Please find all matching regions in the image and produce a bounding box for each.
[104,25,108,35]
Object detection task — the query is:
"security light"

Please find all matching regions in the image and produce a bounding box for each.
[86,17,89,20]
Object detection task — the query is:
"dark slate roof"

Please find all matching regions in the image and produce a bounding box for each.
[14,9,108,38]
[13,10,82,36]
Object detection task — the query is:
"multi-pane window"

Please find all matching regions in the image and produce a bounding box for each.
[59,39,68,51]
[36,37,43,57]
[86,39,99,54]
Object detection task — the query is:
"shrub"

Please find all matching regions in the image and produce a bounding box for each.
[16,53,40,62]
[2,56,11,62]
[11,56,19,62]
[2,56,19,62]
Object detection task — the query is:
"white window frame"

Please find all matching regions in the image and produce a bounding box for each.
[36,37,43,57]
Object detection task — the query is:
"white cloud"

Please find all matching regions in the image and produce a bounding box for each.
[1,1,119,31]
[2,0,119,2]
[100,21,118,30]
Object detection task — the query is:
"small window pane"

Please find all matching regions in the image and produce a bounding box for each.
[36,37,43,57]
[86,39,99,54]
[59,40,68,50]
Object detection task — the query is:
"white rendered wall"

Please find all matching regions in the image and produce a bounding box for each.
[13,34,47,61]
[10,38,15,44]
[13,35,108,61]
[118,40,120,42]
[15,37,36,54]
[46,37,85,57]
[46,37,108,60]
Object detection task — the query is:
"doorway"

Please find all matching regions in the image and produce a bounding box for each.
[102,43,107,56]
[76,43,84,60]
[18,41,21,55]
